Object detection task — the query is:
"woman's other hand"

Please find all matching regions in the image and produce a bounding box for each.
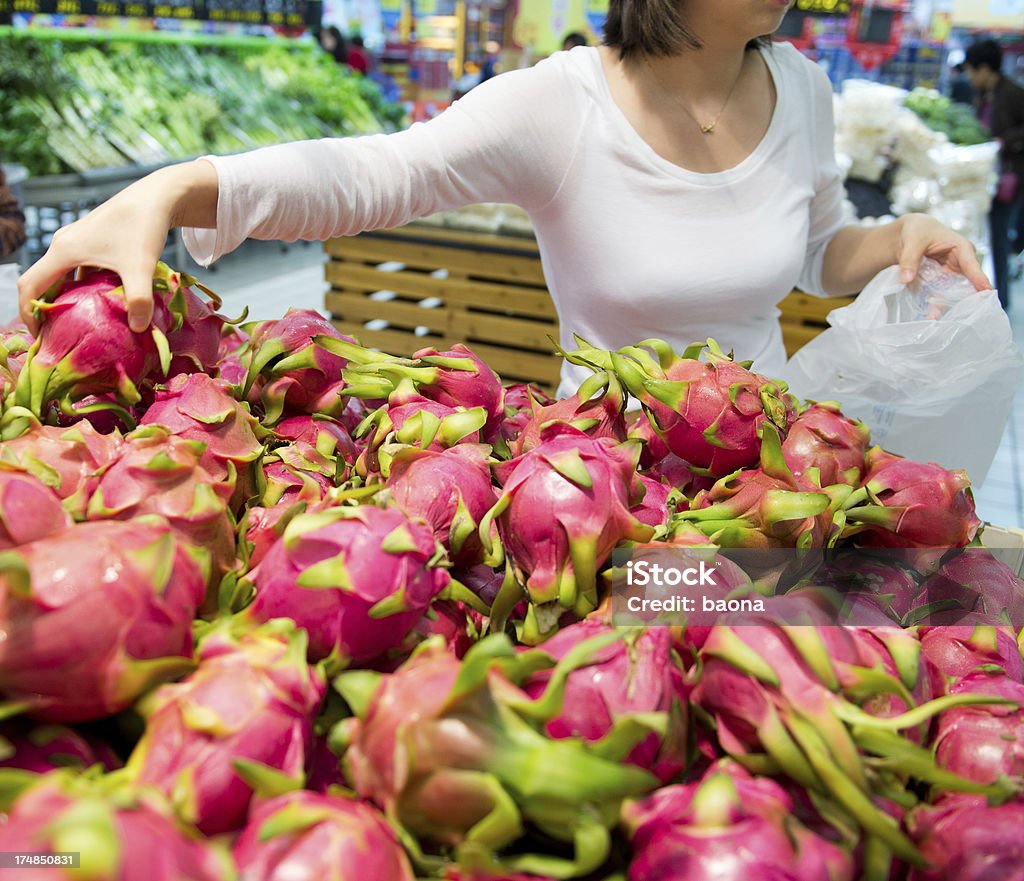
[895,213,992,292]
[17,160,219,334]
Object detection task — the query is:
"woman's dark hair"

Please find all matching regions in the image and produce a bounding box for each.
[965,39,1002,74]
[603,0,770,58]
[319,25,348,65]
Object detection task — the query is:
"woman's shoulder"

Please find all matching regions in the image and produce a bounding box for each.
[764,40,832,96]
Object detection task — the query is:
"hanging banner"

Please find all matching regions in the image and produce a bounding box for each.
[380,0,401,31]
[584,0,606,35]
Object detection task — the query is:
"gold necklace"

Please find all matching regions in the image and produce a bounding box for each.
[643,56,744,135]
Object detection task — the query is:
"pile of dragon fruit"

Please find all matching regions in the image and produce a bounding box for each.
[0,263,1020,881]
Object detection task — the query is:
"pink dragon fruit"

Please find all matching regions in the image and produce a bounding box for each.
[233,790,415,881]
[0,419,121,516]
[931,671,1024,785]
[0,519,203,722]
[907,795,1024,881]
[844,447,981,548]
[0,469,72,547]
[675,425,840,548]
[496,382,554,449]
[627,408,670,469]
[508,371,627,456]
[621,760,854,881]
[215,325,250,386]
[304,733,346,793]
[481,425,654,630]
[911,549,1024,628]
[84,426,237,591]
[568,337,796,477]
[15,264,216,417]
[644,452,715,498]
[0,723,121,773]
[385,443,496,566]
[261,457,333,507]
[782,401,870,487]
[163,278,225,377]
[245,309,355,423]
[127,618,326,836]
[274,414,360,462]
[338,636,656,874]
[0,770,227,881]
[920,623,1024,683]
[246,505,450,664]
[522,620,689,782]
[141,372,263,503]
[812,553,922,622]
[242,499,316,571]
[631,472,674,527]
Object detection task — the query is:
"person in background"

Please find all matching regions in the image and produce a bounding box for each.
[346,35,371,75]
[317,26,348,66]
[0,165,26,263]
[19,0,991,399]
[964,38,1024,308]
[479,41,502,83]
[949,62,973,105]
[561,31,588,51]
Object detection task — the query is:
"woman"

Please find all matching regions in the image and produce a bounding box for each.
[18,0,988,398]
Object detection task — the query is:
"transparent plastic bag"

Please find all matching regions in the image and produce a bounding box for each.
[784,258,1023,487]
[0,264,19,326]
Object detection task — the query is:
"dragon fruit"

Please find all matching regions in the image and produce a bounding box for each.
[628,408,670,469]
[215,325,250,387]
[496,382,554,449]
[907,795,1024,881]
[0,519,203,722]
[480,425,653,632]
[0,723,121,773]
[241,499,315,571]
[127,618,326,836]
[15,264,215,417]
[508,371,627,456]
[567,337,796,477]
[261,457,333,507]
[522,620,689,782]
[163,278,225,377]
[0,469,72,548]
[911,549,1024,628]
[274,414,360,462]
[85,426,236,591]
[338,341,505,436]
[920,623,1024,683]
[844,448,981,548]
[338,636,657,876]
[675,425,841,548]
[385,443,496,566]
[233,790,415,881]
[932,672,1024,785]
[813,553,922,622]
[245,309,355,423]
[0,770,227,881]
[246,505,450,664]
[141,372,263,502]
[782,401,870,487]
[631,472,674,527]
[621,760,854,881]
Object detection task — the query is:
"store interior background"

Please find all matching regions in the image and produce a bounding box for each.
[3,0,1024,527]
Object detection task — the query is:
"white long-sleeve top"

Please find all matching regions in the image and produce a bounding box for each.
[183,42,847,397]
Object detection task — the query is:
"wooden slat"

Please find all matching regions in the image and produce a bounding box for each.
[325,262,556,315]
[448,309,556,351]
[779,291,855,324]
[329,323,444,357]
[781,322,822,356]
[327,238,547,285]
[327,291,446,331]
[363,224,540,253]
[460,341,561,385]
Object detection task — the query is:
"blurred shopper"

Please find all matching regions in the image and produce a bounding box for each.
[965,39,1024,307]
[317,26,348,66]
[347,35,371,75]
[479,41,501,83]
[0,164,26,263]
[949,62,973,105]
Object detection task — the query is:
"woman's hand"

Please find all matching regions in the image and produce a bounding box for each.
[17,160,219,334]
[894,213,992,291]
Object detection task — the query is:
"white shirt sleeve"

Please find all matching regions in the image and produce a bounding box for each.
[182,59,585,266]
[795,61,847,296]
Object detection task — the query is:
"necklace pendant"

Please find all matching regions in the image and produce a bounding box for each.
[700,123,715,134]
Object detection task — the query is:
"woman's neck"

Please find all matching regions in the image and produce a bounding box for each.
[640,43,752,104]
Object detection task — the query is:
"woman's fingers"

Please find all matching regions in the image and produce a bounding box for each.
[946,241,992,292]
[122,263,159,332]
[17,247,78,334]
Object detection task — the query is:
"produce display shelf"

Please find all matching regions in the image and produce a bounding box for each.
[324,224,562,394]
[778,289,858,357]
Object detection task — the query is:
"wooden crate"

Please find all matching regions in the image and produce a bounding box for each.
[324,226,562,394]
[778,290,856,357]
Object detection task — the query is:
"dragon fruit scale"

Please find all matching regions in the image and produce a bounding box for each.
[0,519,203,722]
[15,264,219,418]
[0,469,72,548]
[127,618,326,836]
[0,723,121,774]
[480,424,654,631]
[566,337,797,477]
[233,790,415,881]
[246,505,450,664]
[0,770,228,881]
[621,760,854,881]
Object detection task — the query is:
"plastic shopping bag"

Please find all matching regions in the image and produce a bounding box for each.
[784,258,1023,488]
[0,264,19,326]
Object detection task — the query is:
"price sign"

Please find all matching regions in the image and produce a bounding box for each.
[793,0,851,13]
[1,0,321,23]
